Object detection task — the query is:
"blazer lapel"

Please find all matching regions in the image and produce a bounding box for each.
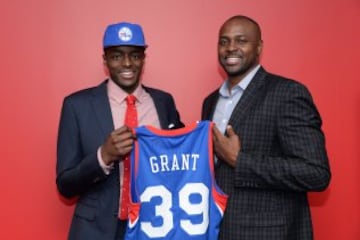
[203,91,220,120]
[146,90,168,129]
[228,67,267,126]
[91,81,114,138]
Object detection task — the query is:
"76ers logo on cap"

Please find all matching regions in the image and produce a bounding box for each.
[118,27,132,42]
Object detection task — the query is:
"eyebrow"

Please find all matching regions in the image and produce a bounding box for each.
[219,34,248,39]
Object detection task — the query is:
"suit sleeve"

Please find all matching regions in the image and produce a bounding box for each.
[234,83,331,192]
[56,97,107,198]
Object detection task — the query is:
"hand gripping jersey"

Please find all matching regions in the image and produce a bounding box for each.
[125,121,227,240]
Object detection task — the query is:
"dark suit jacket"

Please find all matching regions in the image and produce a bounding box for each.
[202,67,331,240]
[56,80,183,240]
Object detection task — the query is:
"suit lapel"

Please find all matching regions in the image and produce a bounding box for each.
[228,67,267,127]
[145,88,168,129]
[91,81,114,138]
[203,91,220,120]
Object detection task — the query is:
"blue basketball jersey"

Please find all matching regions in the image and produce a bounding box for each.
[125,121,227,240]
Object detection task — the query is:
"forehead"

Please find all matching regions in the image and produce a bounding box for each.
[219,19,258,39]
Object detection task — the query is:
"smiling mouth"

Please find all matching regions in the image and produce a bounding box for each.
[119,71,135,79]
[225,56,241,65]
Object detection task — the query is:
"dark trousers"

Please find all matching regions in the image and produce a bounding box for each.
[115,219,127,239]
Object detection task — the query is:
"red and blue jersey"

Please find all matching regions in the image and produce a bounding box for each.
[125,120,227,240]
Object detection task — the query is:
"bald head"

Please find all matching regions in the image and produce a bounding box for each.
[220,15,262,42]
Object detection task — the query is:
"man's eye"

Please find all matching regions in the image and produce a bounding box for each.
[131,54,140,60]
[219,39,228,46]
[236,39,249,46]
[111,55,122,60]
[130,53,144,61]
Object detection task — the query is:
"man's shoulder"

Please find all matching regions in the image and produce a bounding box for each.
[262,70,312,99]
[66,81,106,98]
[142,85,173,98]
[263,70,307,90]
[63,81,107,104]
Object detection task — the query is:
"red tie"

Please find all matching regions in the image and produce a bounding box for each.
[119,95,137,220]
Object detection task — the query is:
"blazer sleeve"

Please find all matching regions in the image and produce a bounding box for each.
[56,96,108,198]
[234,82,331,192]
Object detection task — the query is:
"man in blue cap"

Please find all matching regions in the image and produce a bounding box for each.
[56,22,184,240]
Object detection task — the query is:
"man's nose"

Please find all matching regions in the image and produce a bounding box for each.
[121,54,132,67]
[227,40,239,51]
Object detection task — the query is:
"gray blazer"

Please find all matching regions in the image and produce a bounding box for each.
[202,67,331,240]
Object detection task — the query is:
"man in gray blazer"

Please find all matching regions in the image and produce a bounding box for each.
[202,15,331,240]
[56,22,183,239]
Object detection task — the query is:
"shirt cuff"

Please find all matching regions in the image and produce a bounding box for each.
[97,147,114,175]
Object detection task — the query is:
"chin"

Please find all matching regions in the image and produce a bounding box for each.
[226,68,242,76]
[118,79,137,86]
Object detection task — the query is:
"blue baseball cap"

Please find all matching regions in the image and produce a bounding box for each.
[103,22,147,49]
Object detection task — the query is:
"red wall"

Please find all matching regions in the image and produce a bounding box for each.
[0,0,359,239]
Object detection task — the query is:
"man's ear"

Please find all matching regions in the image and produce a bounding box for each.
[257,40,263,56]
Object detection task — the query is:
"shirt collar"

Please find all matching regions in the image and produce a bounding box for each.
[219,64,261,97]
[107,79,145,104]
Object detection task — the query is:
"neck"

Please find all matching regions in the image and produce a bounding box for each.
[227,64,259,90]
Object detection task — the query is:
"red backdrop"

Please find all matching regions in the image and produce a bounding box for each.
[0,0,359,239]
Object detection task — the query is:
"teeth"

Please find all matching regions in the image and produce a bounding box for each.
[120,72,134,78]
[226,57,241,65]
